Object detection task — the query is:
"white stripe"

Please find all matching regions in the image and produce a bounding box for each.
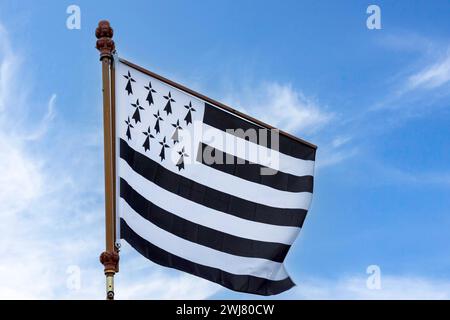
[202,123,315,177]
[119,159,300,245]
[120,199,290,281]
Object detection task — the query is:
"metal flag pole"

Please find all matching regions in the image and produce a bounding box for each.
[96,20,119,300]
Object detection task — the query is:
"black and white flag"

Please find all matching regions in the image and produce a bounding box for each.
[115,59,316,295]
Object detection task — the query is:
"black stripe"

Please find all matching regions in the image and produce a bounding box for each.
[120,139,307,227]
[197,143,314,193]
[203,103,316,161]
[120,178,290,262]
[120,218,295,296]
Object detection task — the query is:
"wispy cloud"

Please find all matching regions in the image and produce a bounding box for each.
[315,135,357,169]
[0,23,48,218]
[220,81,354,167]
[116,251,220,300]
[24,94,57,141]
[0,21,75,299]
[316,146,358,170]
[0,24,18,113]
[223,82,334,136]
[406,51,450,91]
[372,36,450,112]
[286,275,450,300]
[364,160,450,187]
[377,32,437,55]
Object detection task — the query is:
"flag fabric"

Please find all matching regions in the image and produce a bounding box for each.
[115,58,316,296]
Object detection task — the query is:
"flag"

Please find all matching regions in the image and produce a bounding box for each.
[115,58,316,296]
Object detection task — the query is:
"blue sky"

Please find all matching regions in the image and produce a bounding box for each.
[0,0,449,299]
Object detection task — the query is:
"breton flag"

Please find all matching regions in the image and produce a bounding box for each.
[115,58,316,296]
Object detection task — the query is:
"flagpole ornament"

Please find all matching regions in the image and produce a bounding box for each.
[96,20,119,300]
[95,20,115,60]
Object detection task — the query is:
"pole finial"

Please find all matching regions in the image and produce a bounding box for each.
[96,20,115,60]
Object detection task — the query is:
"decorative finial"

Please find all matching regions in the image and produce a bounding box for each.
[95,20,115,60]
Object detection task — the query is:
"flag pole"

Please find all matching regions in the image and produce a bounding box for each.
[96,20,119,300]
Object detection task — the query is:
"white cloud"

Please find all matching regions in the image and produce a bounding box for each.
[0,24,47,220]
[0,25,75,299]
[24,94,57,141]
[221,82,358,168]
[287,275,450,300]
[331,136,351,148]
[313,135,358,170]
[364,161,450,187]
[361,31,450,115]
[316,147,358,170]
[407,51,450,91]
[372,45,450,112]
[221,82,360,169]
[377,33,437,55]
[224,82,334,135]
[0,136,43,216]
[116,264,220,299]
[0,25,18,113]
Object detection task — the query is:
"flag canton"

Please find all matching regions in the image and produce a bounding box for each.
[117,66,205,172]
